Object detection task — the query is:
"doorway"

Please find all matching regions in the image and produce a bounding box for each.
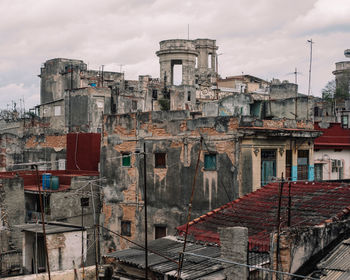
[261,150,276,186]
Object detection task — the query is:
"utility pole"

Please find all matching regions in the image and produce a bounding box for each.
[34,165,51,280]
[307,39,314,121]
[143,142,148,279]
[101,65,104,87]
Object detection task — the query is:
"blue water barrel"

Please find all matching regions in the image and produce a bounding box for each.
[42,173,52,190]
[50,176,59,190]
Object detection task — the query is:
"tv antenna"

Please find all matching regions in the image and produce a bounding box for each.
[286,67,302,84]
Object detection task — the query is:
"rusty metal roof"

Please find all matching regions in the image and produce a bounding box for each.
[315,237,350,280]
[177,182,350,249]
[106,236,225,280]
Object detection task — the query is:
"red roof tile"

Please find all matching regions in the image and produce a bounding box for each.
[177,182,350,249]
[314,122,350,149]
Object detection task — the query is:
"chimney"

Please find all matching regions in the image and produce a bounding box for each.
[219,226,248,279]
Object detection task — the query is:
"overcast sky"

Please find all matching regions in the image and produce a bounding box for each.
[1,0,350,110]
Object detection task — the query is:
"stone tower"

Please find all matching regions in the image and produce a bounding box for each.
[39,58,87,104]
[156,39,198,87]
[194,39,218,86]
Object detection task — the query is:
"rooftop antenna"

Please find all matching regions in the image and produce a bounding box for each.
[119,64,124,73]
[307,39,314,121]
[187,24,189,40]
[286,67,302,85]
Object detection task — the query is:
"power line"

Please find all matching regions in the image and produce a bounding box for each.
[183,252,319,280]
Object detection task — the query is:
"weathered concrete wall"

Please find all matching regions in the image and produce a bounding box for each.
[271,220,350,278]
[0,177,25,275]
[3,265,96,280]
[314,149,350,180]
[65,87,111,133]
[270,96,310,120]
[100,111,240,252]
[46,231,87,272]
[48,176,100,266]
[219,227,248,280]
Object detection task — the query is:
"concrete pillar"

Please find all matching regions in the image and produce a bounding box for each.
[276,147,286,180]
[308,147,314,181]
[219,226,248,280]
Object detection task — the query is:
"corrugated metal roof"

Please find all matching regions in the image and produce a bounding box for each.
[106,236,268,279]
[177,182,350,249]
[15,222,84,234]
[316,237,350,280]
[107,236,224,279]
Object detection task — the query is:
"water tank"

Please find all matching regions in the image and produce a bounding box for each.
[42,173,52,190]
[50,176,59,190]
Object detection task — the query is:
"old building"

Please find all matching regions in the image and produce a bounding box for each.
[314,122,350,180]
[0,133,101,277]
[99,110,319,253]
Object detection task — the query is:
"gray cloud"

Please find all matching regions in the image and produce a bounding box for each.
[0,0,350,109]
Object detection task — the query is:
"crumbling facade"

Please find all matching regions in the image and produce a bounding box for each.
[100,111,319,252]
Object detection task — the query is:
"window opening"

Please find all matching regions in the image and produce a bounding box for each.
[155,153,166,168]
[155,225,167,239]
[152,89,158,100]
[121,220,131,236]
[208,53,213,68]
[132,100,137,111]
[122,153,131,167]
[171,60,182,85]
[204,154,216,170]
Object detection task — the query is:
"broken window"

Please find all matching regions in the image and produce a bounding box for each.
[121,220,131,236]
[155,225,167,239]
[132,100,137,111]
[155,153,166,168]
[122,153,131,167]
[204,154,216,170]
[187,91,191,102]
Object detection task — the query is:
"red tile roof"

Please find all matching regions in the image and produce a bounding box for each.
[314,122,350,149]
[177,182,350,249]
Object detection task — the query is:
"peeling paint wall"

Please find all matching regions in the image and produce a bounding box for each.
[100,112,240,253]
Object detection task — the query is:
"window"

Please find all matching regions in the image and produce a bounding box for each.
[155,153,166,168]
[208,53,213,68]
[187,91,191,102]
[155,225,167,239]
[315,163,323,181]
[54,106,61,116]
[122,153,131,167]
[204,154,216,170]
[152,89,158,100]
[121,220,131,236]
[132,100,137,111]
[341,115,348,128]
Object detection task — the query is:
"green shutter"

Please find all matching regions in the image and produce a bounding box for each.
[122,154,131,167]
[204,154,216,170]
